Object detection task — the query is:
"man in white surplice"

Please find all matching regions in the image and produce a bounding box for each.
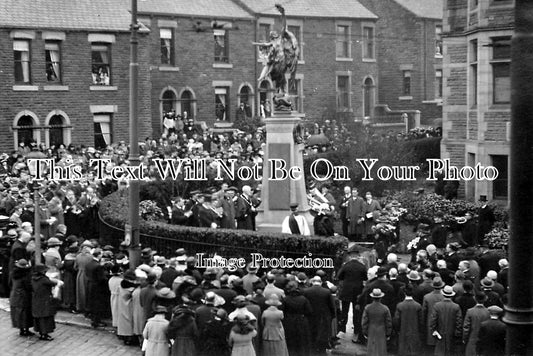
[281,203,310,236]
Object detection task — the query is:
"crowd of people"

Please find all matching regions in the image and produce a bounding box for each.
[0,118,507,356]
[2,211,509,356]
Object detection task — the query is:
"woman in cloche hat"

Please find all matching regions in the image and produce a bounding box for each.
[10,259,33,337]
[32,264,63,341]
[261,294,289,356]
[361,289,392,356]
[229,314,257,356]
[142,305,170,356]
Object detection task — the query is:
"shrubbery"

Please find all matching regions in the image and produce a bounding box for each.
[384,191,509,227]
[99,189,348,266]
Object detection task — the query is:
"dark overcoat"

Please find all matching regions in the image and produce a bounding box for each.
[430,299,463,356]
[303,285,335,351]
[394,298,423,356]
[362,301,392,356]
[337,259,367,302]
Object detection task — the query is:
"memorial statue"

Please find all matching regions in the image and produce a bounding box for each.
[254,4,299,112]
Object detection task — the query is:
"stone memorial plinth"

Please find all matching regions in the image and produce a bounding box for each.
[256,112,312,233]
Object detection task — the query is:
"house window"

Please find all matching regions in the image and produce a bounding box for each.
[403,70,411,96]
[179,90,194,118]
[214,30,229,63]
[161,89,176,115]
[288,78,302,112]
[93,114,112,149]
[160,28,174,65]
[14,39,31,83]
[238,85,253,117]
[469,40,478,105]
[48,114,66,147]
[491,37,511,104]
[491,155,508,199]
[16,115,35,146]
[45,41,61,82]
[363,77,374,117]
[91,44,111,85]
[435,25,443,56]
[215,87,229,121]
[363,26,374,59]
[259,23,271,42]
[435,69,443,98]
[336,25,350,58]
[471,0,479,8]
[337,75,350,110]
[288,25,302,60]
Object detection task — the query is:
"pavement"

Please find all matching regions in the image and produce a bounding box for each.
[0,298,141,356]
[0,297,367,355]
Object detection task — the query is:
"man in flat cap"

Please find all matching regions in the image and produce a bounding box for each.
[476,306,506,356]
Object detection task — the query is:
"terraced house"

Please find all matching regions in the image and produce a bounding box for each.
[441,0,513,202]
[0,0,152,152]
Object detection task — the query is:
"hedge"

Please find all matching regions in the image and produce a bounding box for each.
[99,188,349,269]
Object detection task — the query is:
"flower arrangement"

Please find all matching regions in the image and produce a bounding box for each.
[406,236,420,251]
[139,200,165,221]
[484,227,509,250]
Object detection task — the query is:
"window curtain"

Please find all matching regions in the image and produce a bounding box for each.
[99,122,111,146]
[48,47,60,81]
[14,40,30,82]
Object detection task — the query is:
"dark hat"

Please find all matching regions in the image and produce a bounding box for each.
[225,186,238,192]
[417,223,430,232]
[370,288,385,298]
[33,264,48,274]
[103,245,114,251]
[481,277,495,289]
[246,263,258,273]
[15,259,30,269]
[377,267,388,277]
[123,269,137,282]
[146,273,157,284]
[232,295,247,307]
[347,244,360,254]
[431,277,445,289]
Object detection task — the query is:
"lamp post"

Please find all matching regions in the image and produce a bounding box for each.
[26,150,45,265]
[128,0,141,269]
[505,0,533,354]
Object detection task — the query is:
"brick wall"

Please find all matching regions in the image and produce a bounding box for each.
[146,15,379,134]
[0,29,152,151]
[358,0,443,124]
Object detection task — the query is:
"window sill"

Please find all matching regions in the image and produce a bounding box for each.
[44,85,69,91]
[398,96,413,101]
[214,121,234,128]
[336,57,353,62]
[13,85,38,91]
[298,60,305,65]
[489,104,511,110]
[422,99,443,104]
[90,85,118,91]
[213,63,233,69]
[435,54,443,59]
[159,66,180,72]
[362,58,376,63]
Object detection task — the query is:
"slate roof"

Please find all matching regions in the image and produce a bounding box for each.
[238,0,377,19]
[392,0,443,20]
[137,0,253,19]
[0,0,132,31]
